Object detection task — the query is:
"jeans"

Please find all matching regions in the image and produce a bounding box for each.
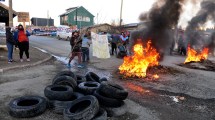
[82,47,89,62]
[6,42,14,61]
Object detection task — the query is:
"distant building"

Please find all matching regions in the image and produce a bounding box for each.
[31,17,54,26]
[59,6,94,29]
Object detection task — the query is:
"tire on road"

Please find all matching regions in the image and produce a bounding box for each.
[64,95,99,120]
[76,74,86,84]
[53,70,77,81]
[52,76,77,90]
[9,96,47,118]
[93,108,107,120]
[78,81,100,95]
[48,92,84,114]
[99,77,108,82]
[93,89,123,107]
[99,82,128,100]
[85,72,100,82]
[44,85,73,101]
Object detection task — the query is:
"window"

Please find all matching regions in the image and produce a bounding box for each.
[73,16,90,22]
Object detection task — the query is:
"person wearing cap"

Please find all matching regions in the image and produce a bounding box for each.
[14,24,31,62]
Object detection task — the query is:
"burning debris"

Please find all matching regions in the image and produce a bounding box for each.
[119,40,160,78]
[184,45,209,63]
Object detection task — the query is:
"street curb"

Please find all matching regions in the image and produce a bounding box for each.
[0,55,54,73]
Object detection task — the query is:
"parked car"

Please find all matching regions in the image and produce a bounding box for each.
[0,30,6,37]
[56,25,72,41]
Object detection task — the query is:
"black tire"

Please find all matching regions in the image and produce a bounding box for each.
[44,85,73,101]
[93,108,107,120]
[85,72,100,82]
[76,74,86,84]
[78,82,100,95]
[101,101,126,117]
[53,76,77,90]
[93,89,123,107]
[9,96,47,118]
[99,77,108,82]
[64,95,99,120]
[48,92,84,114]
[53,70,77,81]
[99,82,128,100]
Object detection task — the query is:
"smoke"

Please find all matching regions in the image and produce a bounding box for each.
[185,0,215,49]
[129,0,185,59]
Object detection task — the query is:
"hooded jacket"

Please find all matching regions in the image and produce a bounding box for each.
[6,27,16,45]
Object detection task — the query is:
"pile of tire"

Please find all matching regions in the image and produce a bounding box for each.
[8,70,128,120]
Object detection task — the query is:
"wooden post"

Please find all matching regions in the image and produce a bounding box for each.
[9,0,13,27]
[23,22,26,34]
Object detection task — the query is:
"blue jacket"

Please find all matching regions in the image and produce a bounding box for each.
[13,30,31,42]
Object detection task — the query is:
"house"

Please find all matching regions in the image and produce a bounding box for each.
[59,6,94,29]
[81,23,119,34]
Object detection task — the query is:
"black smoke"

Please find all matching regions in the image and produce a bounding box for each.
[129,0,185,59]
[186,0,215,49]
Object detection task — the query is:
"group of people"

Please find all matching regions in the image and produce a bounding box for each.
[110,32,129,56]
[6,24,31,63]
[67,30,91,68]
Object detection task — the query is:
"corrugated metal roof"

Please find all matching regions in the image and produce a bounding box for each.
[59,6,79,16]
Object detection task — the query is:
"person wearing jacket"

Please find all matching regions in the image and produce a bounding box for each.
[14,24,31,62]
[81,33,92,62]
[67,31,83,68]
[6,27,17,63]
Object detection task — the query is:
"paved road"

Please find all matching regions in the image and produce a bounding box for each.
[30,35,215,120]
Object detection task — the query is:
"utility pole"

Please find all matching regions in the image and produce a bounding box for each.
[97,13,98,24]
[119,0,123,26]
[76,7,77,27]
[9,0,13,27]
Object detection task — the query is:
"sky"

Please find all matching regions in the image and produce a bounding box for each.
[1,0,214,28]
[1,0,156,26]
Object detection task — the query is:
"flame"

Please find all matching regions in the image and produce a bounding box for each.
[153,74,159,79]
[126,83,147,93]
[184,46,209,63]
[119,40,160,78]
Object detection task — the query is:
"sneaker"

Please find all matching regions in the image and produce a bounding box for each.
[8,61,12,64]
[20,59,23,62]
[77,65,84,68]
[27,58,30,62]
[67,63,71,68]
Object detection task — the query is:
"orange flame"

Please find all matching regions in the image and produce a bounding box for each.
[153,74,159,79]
[126,83,147,93]
[184,46,209,63]
[119,40,160,78]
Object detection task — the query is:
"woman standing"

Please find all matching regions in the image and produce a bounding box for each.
[14,24,31,62]
[6,27,16,63]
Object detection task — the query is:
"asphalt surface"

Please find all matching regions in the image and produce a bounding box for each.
[29,35,215,120]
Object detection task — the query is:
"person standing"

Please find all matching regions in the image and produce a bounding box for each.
[120,32,128,48]
[110,34,119,55]
[67,31,83,68]
[5,27,16,63]
[14,24,31,62]
[81,33,91,62]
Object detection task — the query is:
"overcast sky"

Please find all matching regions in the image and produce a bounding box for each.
[1,0,213,28]
[2,0,156,26]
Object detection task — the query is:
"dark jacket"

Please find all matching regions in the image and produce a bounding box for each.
[70,35,82,52]
[6,27,16,45]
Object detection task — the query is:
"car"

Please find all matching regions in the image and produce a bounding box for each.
[56,25,72,41]
[0,30,6,37]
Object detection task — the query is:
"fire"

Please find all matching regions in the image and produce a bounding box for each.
[153,74,159,79]
[119,40,160,78]
[184,46,209,63]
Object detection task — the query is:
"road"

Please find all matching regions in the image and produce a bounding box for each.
[29,36,215,120]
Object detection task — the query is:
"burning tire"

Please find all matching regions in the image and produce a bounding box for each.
[64,95,99,120]
[44,85,73,101]
[99,82,128,100]
[9,96,47,118]
[52,76,77,89]
[93,108,107,120]
[48,92,84,114]
[93,89,123,107]
[85,72,100,83]
[53,70,77,81]
[78,81,100,95]
[76,74,86,84]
